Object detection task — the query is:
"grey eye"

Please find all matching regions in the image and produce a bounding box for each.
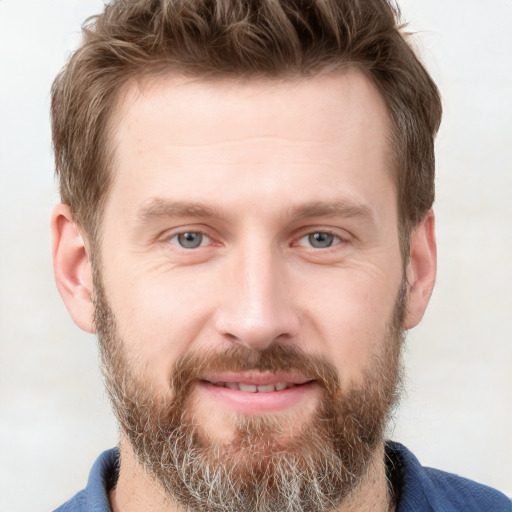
[307,232,335,248]
[174,232,206,249]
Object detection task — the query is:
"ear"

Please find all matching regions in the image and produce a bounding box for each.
[403,210,437,329]
[51,204,95,333]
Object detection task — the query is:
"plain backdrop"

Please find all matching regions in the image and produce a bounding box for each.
[0,1,511,510]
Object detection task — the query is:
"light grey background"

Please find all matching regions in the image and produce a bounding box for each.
[0,1,511,511]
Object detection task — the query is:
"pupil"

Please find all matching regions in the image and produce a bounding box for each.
[178,232,202,248]
[309,232,334,248]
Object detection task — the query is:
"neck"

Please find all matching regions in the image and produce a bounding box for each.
[110,437,171,512]
[339,444,395,512]
[110,437,394,512]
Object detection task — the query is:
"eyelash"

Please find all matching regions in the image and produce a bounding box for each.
[168,231,212,249]
[294,230,346,250]
[164,228,348,252]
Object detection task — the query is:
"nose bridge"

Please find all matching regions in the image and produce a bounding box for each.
[215,235,298,349]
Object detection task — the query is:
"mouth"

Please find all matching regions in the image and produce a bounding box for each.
[197,374,318,414]
[204,381,308,393]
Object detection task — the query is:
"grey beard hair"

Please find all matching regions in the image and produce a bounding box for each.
[154,417,349,512]
[170,432,348,512]
[92,264,405,512]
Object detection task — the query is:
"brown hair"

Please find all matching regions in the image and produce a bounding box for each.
[51,0,441,248]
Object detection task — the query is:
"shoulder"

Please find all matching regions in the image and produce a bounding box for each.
[387,441,512,512]
[420,466,511,512]
[53,491,88,512]
[52,448,119,512]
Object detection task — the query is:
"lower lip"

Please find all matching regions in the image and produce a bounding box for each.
[198,380,319,414]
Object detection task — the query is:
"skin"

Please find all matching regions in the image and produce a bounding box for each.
[52,70,436,511]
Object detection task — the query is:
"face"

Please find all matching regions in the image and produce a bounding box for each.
[101,70,403,392]
[55,70,436,511]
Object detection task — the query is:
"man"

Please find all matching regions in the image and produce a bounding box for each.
[50,0,511,511]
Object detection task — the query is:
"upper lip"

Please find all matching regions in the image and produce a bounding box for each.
[200,372,314,386]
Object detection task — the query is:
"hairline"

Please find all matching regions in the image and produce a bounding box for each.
[82,64,411,259]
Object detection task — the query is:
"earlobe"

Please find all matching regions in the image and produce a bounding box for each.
[403,210,437,329]
[51,204,95,333]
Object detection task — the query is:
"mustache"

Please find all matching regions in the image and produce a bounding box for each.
[170,343,341,399]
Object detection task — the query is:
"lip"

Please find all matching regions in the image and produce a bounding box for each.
[202,371,313,386]
[197,373,318,414]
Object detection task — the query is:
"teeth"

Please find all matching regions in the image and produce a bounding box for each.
[238,383,258,392]
[211,381,295,392]
[257,384,275,393]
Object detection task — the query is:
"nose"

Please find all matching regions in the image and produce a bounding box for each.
[214,243,300,350]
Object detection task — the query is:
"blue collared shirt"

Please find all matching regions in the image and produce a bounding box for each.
[54,442,511,512]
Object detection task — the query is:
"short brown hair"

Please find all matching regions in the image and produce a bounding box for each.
[51,0,441,246]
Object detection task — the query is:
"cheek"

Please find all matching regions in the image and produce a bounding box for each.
[104,270,220,390]
[299,266,401,385]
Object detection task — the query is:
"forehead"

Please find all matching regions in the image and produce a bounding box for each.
[105,70,395,222]
[112,70,391,150]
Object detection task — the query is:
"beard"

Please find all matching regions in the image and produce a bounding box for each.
[93,272,405,512]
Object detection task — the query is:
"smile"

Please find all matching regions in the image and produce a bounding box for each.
[198,376,318,414]
[206,381,301,392]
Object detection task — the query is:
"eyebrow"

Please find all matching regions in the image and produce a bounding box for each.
[135,197,375,225]
[290,200,375,223]
[136,198,219,224]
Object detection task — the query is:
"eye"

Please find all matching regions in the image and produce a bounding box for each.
[297,232,340,249]
[170,231,210,249]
